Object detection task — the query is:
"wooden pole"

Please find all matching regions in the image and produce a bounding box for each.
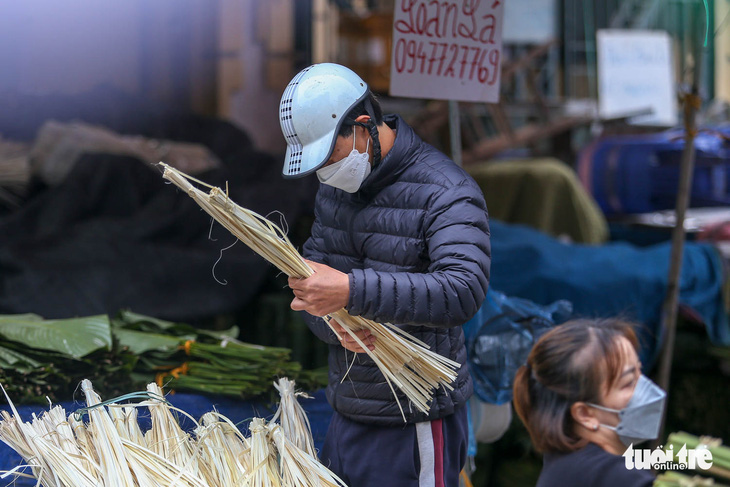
[656,0,705,441]
[449,100,463,167]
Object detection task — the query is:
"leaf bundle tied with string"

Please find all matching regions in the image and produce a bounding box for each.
[160,163,460,420]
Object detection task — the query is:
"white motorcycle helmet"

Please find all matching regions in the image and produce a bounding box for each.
[279,63,371,178]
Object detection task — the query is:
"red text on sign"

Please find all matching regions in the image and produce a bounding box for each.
[393,39,500,85]
[394,0,499,45]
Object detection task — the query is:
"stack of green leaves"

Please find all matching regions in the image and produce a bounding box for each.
[0,314,137,404]
[0,310,326,405]
[113,310,327,398]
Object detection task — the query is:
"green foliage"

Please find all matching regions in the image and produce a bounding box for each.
[0,314,112,359]
[0,310,326,405]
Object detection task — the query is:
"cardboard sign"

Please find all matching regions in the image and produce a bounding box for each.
[597,29,678,126]
[389,0,504,103]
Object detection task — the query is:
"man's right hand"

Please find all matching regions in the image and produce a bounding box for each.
[330,318,376,353]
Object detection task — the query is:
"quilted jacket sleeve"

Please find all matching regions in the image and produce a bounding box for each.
[347,180,490,327]
[300,215,340,345]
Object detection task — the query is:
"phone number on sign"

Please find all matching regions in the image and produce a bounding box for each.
[393,39,500,85]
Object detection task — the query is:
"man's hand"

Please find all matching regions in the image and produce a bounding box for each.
[330,318,376,353]
[288,259,350,317]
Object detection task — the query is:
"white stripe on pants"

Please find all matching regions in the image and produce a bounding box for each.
[416,421,435,487]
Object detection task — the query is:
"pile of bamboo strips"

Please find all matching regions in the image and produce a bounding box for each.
[160,163,460,419]
[0,378,343,486]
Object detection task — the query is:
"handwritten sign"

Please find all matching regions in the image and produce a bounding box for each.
[597,29,678,126]
[389,0,505,103]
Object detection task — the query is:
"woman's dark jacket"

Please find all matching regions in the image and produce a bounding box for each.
[302,114,491,425]
[537,442,655,487]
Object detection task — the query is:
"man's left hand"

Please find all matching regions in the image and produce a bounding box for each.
[288,260,350,317]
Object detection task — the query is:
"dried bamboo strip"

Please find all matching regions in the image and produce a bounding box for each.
[143,382,205,482]
[246,418,281,487]
[269,425,346,487]
[195,412,248,487]
[272,378,316,458]
[0,388,61,486]
[80,379,137,487]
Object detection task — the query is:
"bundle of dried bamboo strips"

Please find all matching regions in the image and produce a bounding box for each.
[160,163,460,419]
[0,378,342,487]
[272,378,316,458]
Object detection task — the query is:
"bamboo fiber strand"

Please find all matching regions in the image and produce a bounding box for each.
[160,163,460,419]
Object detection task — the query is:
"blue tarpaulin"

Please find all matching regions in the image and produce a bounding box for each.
[488,219,729,367]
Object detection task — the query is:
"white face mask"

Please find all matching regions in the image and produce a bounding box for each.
[316,130,371,193]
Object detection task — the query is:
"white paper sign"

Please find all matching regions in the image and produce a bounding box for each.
[597,29,678,126]
[389,0,505,103]
[503,0,555,44]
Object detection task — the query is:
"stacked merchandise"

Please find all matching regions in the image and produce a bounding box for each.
[113,310,326,398]
[0,311,326,405]
[0,378,345,486]
[0,314,136,405]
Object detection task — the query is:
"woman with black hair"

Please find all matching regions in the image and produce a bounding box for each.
[513,319,665,487]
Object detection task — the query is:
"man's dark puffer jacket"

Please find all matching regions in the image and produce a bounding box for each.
[302,114,491,425]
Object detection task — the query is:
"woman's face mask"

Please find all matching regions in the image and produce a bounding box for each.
[316,130,371,193]
[588,374,667,446]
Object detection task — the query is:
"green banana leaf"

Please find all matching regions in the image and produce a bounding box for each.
[114,328,191,355]
[115,310,180,330]
[0,343,42,367]
[0,315,112,358]
[114,310,239,341]
[0,313,44,322]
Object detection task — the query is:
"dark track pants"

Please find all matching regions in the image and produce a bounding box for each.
[319,405,468,487]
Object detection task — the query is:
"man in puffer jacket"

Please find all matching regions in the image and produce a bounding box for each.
[280,63,490,487]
